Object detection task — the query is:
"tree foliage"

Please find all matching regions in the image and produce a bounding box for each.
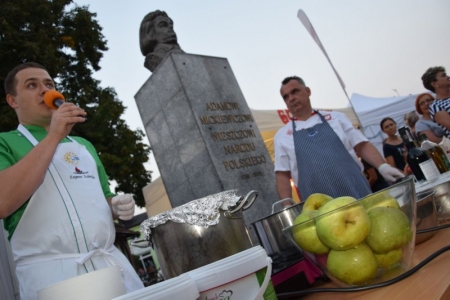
[0,0,152,207]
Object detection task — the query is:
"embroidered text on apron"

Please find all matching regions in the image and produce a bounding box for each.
[10,125,143,300]
[293,112,371,200]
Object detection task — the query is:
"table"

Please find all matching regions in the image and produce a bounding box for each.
[298,226,450,299]
[415,171,450,193]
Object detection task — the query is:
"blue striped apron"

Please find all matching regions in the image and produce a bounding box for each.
[293,111,371,200]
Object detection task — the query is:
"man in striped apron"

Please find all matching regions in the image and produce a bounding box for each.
[274,76,404,201]
[0,62,144,299]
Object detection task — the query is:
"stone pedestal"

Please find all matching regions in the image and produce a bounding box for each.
[135,53,278,243]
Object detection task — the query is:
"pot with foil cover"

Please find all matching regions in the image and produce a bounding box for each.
[136,190,258,279]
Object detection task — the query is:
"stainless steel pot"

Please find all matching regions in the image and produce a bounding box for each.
[424,180,450,222]
[135,190,258,279]
[252,198,304,256]
[415,190,438,244]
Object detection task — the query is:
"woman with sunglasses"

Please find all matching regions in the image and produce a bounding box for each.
[415,93,445,143]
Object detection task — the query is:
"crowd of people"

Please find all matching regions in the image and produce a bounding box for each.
[378,66,450,178]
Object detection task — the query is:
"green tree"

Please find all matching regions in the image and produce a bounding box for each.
[0,0,151,207]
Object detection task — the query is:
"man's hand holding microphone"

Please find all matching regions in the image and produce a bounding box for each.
[44,90,87,140]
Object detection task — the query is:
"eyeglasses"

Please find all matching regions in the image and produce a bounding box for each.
[419,98,434,106]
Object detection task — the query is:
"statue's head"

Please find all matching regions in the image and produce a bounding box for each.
[139,10,178,56]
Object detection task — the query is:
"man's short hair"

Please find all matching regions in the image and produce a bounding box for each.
[139,10,172,56]
[4,62,48,96]
[281,76,306,86]
[421,66,445,92]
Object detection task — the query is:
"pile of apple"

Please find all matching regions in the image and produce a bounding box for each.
[292,192,413,285]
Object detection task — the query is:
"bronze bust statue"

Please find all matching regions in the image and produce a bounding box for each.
[139,10,185,72]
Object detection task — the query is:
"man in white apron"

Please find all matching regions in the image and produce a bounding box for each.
[0,62,144,299]
[274,76,404,201]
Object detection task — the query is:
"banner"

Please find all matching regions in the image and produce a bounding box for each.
[297,9,349,100]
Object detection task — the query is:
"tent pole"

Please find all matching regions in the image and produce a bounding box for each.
[297,9,365,133]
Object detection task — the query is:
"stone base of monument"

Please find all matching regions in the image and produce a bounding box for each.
[135,52,278,243]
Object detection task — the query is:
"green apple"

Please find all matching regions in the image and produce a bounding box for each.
[327,242,378,285]
[302,193,333,212]
[374,248,403,269]
[362,191,400,212]
[292,211,330,255]
[316,196,370,250]
[366,207,413,253]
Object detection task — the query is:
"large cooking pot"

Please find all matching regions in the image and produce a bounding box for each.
[134,190,258,279]
[415,189,438,245]
[423,180,450,222]
[252,198,304,257]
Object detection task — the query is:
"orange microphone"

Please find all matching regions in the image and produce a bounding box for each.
[43,90,65,110]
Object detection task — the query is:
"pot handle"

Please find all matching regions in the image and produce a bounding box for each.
[229,190,259,214]
[271,198,296,214]
[130,237,153,249]
[254,257,272,300]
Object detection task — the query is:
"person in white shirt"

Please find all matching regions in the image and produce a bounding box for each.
[274,76,404,201]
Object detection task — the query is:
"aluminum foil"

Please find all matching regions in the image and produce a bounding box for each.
[140,190,241,242]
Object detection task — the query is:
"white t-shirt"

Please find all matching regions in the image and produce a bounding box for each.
[274,111,368,186]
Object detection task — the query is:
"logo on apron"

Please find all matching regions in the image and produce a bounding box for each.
[64,151,93,178]
[65,151,86,174]
[64,152,80,165]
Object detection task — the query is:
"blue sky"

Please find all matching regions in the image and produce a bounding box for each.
[75,0,450,178]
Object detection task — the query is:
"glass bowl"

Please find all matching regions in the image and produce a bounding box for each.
[282,177,417,287]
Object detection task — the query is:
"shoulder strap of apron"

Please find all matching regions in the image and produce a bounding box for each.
[17,124,77,145]
[291,110,324,131]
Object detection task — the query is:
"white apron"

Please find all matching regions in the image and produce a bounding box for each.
[11,125,143,300]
